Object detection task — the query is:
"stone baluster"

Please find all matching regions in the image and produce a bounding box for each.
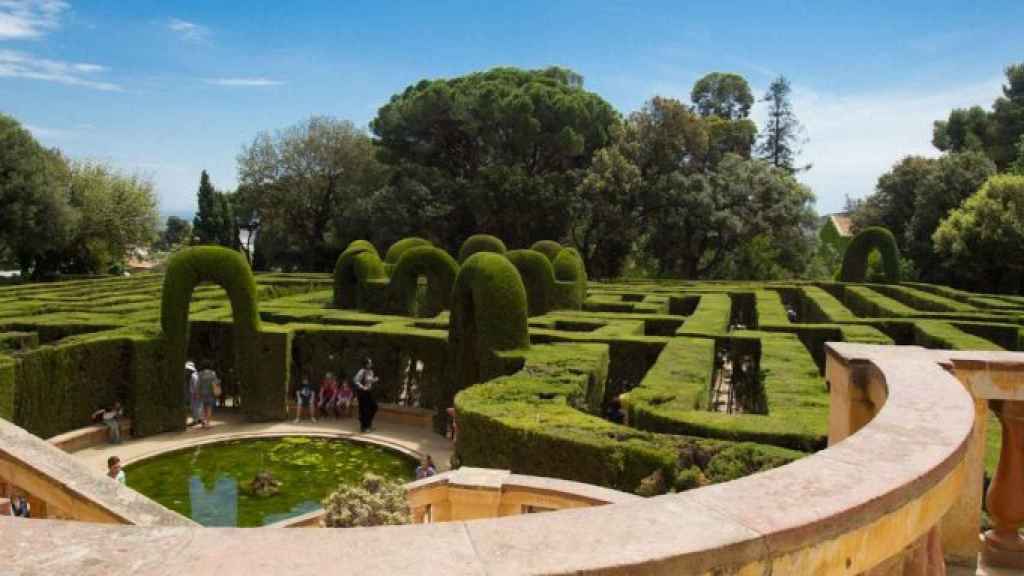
[981,400,1024,570]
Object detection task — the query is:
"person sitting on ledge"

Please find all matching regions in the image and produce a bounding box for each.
[335,378,354,418]
[91,400,124,444]
[11,494,30,518]
[295,375,317,423]
[318,372,339,418]
[415,454,437,479]
[107,455,125,485]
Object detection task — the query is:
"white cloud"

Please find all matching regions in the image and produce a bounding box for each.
[0,0,67,39]
[204,77,283,87]
[750,77,1004,213]
[0,49,120,90]
[167,17,209,42]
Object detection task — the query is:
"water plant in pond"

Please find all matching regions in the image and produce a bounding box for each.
[125,437,415,527]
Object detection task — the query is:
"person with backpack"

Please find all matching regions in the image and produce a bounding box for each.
[353,357,379,432]
[196,362,221,428]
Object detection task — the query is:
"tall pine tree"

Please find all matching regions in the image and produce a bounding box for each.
[757,76,808,174]
[192,170,237,248]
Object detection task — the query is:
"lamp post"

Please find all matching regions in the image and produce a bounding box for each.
[238,212,261,266]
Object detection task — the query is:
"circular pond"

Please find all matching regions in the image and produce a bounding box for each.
[125,436,417,527]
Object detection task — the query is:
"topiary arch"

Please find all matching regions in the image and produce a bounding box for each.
[448,252,530,398]
[551,247,588,309]
[334,241,388,308]
[384,237,432,265]
[529,240,563,263]
[160,246,284,427]
[839,226,901,284]
[505,249,556,316]
[458,234,507,263]
[389,246,459,317]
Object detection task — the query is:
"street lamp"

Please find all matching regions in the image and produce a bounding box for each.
[238,211,261,266]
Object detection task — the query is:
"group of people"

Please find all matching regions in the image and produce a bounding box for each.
[296,358,380,433]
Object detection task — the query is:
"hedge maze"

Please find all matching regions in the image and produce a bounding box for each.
[1,235,1023,494]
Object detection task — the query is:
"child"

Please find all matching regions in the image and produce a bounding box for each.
[318,372,339,418]
[91,401,124,444]
[107,456,126,485]
[295,376,318,423]
[415,454,437,479]
[335,378,355,418]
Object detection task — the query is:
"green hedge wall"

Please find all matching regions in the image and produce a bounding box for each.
[529,240,563,263]
[677,293,731,336]
[913,321,1004,351]
[384,237,432,265]
[505,249,555,317]
[843,286,918,318]
[448,252,530,394]
[458,234,507,263]
[801,286,858,322]
[839,226,901,283]
[551,248,588,310]
[333,244,388,309]
[0,354,14,421]
[389,246,459,317]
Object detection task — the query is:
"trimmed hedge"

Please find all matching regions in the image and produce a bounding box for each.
[389,246,459,317]
[448,252,530,394]
[551,248,588,309]
[0,354,14,421]
[529,240,563,263]
[801,285,857,322]
[870,284,974,313]
[843,286,918,318]
[458,234,507,263]
[505,249,556,317]
[913,320,1004,351]
[333,244,389,309]
[677,293,731,336]
[384,237,432,265]
[839,226,901,283]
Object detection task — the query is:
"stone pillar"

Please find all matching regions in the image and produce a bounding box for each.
[981,400,1024,570]
[0,497,10,516]
[940,367,989,564]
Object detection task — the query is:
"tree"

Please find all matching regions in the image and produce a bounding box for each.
[192,170,236,248]
[571,143,643,277]
[851,156,933,243]
[934,63,1024,170]
[690,73,755,120]
[623,96,709,180]
[60,161,159,273]
[933,175,1024,293]
[371,66,619,250]
[0,113,74,278]
[158,216,192,250]
[757,75,808,173]
[237,117,387,270]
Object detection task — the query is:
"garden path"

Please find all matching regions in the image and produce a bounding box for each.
[71,412,453,474]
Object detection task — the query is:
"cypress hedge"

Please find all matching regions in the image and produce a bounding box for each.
[551,248,587,310]
[529,240,563,263]
[839,226,901,283]
[505,249,556,316]
[389,246,459,317]
[333,243,388,309]
[458,234,507,263]
[384,237,432,265]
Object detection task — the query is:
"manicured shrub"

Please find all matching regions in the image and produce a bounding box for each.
[333,243,388,309]
[529,240,563,263]
[0,354,15,421]
[448,252,530,395]
[839,226,901,283]
[551,248,587,310]
[457,234,507,263]
[505,249,555,316]
[389,246,458,317]
[384,237,432,265]
[161,246,275,426]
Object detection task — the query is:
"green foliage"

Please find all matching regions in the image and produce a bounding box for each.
[572,144,643,277]
[529,240,563,263]
[691,72,754,120]
[449,252,530,393]
[0,354,15,421]
[192,170,237,249]
[551,248,588,310]
[934,175,1024,294]
[384,237,432,265]
[322,473,411,528]
[757,75,807,173]
[505,249,555,316]
[389,246,459,317]
[457,234,507,263]
[333,241,388,308]
[237,117,388,271]
[157,216,192,251]
[160,246,278,426]
[839,227,901,283]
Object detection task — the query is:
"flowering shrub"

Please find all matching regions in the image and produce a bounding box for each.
[321,473,410,528]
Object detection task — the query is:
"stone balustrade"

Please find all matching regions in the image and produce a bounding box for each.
[3,343,1021,574]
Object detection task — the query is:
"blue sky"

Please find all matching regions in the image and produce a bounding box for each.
[3,1,1023,218]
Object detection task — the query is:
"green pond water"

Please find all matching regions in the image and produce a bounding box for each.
[125,437,416,527]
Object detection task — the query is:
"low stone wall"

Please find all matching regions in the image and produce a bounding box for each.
[48,419,133,453]
[0,343,988,575]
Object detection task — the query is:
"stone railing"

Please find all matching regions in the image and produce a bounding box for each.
[4,343,1020,574]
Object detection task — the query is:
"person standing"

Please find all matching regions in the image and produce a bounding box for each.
[196,363,220,428]
[295,376,318,423]
[186,361,201,427]
[353,357,379,433]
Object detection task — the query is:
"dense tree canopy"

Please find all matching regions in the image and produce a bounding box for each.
[934,175,1024,293]
[690,73,755,120]
[237,116,387,270]
[934,63,1024,170]
[370,66,619,249]
[757,76,807,173]
[192,170,236,249]
[157,216,192,251]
